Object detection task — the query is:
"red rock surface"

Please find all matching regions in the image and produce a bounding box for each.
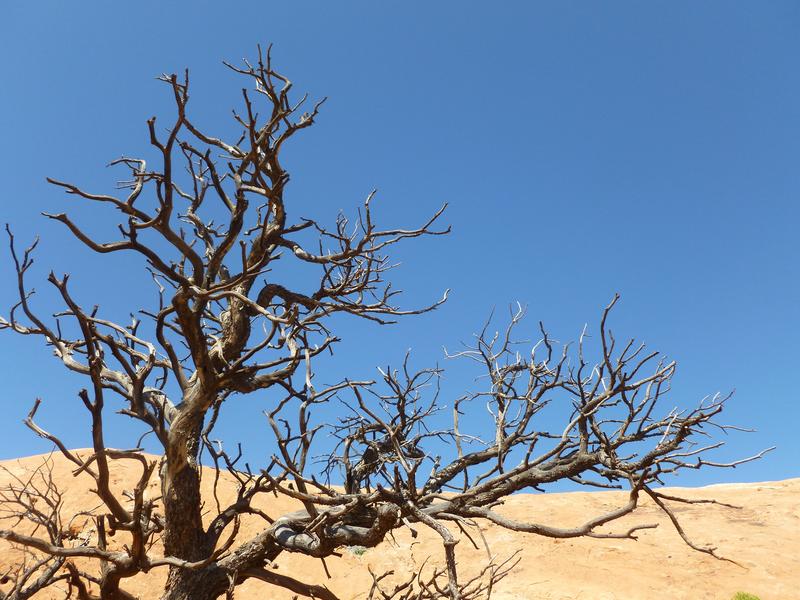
[1,451,796,599]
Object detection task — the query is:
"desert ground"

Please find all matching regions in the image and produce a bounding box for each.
[0,451,796,600]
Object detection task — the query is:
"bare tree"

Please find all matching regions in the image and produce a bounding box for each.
[0,46,770,600]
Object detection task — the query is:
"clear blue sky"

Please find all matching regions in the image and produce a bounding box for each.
[0,2,797,487]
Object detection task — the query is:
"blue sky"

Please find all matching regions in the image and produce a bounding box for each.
[0,2,797,487]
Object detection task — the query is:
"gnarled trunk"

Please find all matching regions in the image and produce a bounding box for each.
[159,387,221,600]
[161,565,228,600]
[161,412,208,561]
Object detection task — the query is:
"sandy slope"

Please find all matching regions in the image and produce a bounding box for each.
[0,451,796,600]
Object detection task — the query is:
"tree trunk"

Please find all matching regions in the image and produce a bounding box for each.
[159,386,223,600]
[161,457,208,560]
[161,565,228,600]
[161,383,213,559]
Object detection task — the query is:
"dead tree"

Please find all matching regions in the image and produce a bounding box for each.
[0,46,770,600]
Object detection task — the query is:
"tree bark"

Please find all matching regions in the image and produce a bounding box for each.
[161,413,208,562]
[161,565,228,600]
[160,385,219,600]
